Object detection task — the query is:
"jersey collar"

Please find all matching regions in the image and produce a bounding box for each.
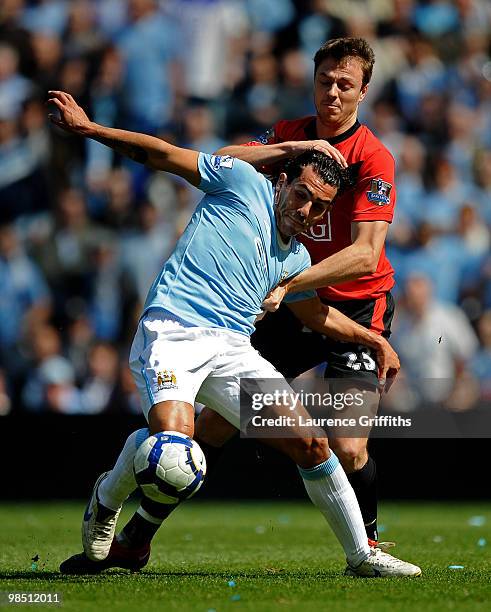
[305,118,361,145]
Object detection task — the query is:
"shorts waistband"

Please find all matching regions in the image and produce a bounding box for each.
[144,307,195,328]
[142,308,250,342]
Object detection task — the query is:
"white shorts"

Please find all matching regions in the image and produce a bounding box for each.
[129,309,287,428]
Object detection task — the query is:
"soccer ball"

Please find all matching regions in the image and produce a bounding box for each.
[133,431,207,504]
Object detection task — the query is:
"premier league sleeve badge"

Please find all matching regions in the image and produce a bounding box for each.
[366,179,392,205]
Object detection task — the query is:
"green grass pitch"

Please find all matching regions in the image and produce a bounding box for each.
[1,501,490,612]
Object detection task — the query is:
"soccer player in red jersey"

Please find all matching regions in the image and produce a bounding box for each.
[203,38,397,547]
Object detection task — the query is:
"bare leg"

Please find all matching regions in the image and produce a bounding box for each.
[117,400,195,547]
[194,405,237,446]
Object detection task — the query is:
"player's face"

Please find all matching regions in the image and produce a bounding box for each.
[314,57,368,128]
[275,166,337,239]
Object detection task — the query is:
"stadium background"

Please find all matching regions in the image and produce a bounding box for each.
[0,0,490,500]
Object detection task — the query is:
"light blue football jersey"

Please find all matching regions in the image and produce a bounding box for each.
[143,153,315,336]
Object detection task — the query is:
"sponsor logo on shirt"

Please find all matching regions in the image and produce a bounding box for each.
[156,370,177,391]
[301,213,332,242]
[366,179,392,205]
[211,155,234,170]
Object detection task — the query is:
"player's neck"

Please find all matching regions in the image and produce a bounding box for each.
[315,114,359,139]
[276,229,291,249]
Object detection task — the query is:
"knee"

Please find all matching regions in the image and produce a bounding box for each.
[148,400,195,436]
[294,437,330,469]
[150,417,193,437]
[331,440,368,473]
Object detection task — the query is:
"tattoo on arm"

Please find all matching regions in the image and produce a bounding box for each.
[94,136,149,164]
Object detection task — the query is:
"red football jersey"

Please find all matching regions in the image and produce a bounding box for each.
[244,116,396,302]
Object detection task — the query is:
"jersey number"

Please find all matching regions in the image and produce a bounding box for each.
[343,351,376,371]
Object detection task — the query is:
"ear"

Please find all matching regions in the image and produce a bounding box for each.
[275,172,288,200]
[276,172,287,191]
[359,83,369,103]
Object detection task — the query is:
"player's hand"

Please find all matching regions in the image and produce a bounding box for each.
[262,283,289,312]
[286,140,348,168]
[47,90,91,133]
[374,337,400,393]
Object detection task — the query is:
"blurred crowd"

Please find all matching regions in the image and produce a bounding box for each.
[1,0,491,415]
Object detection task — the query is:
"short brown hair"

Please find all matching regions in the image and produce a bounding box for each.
[314,38,375,87]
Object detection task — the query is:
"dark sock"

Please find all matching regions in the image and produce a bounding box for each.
[347,455,378,541]
[118,436,226,548]
[119,496,177,548]
[119,512,162,548]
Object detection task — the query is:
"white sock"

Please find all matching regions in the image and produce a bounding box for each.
[98,428,149,511]
[299,452,370,566]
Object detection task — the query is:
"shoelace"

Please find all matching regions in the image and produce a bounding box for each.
[92,515,117,541]
[368,538,396,552]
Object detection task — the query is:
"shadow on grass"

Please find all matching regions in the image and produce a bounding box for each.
[0,570,138,582]
[0,571,67,580]
[0,568,340,581]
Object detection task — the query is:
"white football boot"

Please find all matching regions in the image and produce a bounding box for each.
[345,547,422,577]
[82,472,122,561]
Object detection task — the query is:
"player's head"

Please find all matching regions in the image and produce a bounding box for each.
[274,151,344,239]
[313,37,374,128]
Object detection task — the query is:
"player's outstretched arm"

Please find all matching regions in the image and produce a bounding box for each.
[287,297,399,390]
[215,140,347,169]
[47,90,200,186]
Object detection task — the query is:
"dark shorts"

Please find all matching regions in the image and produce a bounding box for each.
[251,292,395,386]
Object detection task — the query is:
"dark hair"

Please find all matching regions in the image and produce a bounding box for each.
[314,38,375,87]
[284,151,360,195]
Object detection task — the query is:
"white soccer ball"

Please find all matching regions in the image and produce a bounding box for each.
[133,431,207,504]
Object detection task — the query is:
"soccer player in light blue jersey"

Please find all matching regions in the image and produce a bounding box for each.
[48,91,420,578]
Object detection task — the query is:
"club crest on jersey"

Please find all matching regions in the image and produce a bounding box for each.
[211,155,234,170]
[156,370,177,390]
[366,179,392,205]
